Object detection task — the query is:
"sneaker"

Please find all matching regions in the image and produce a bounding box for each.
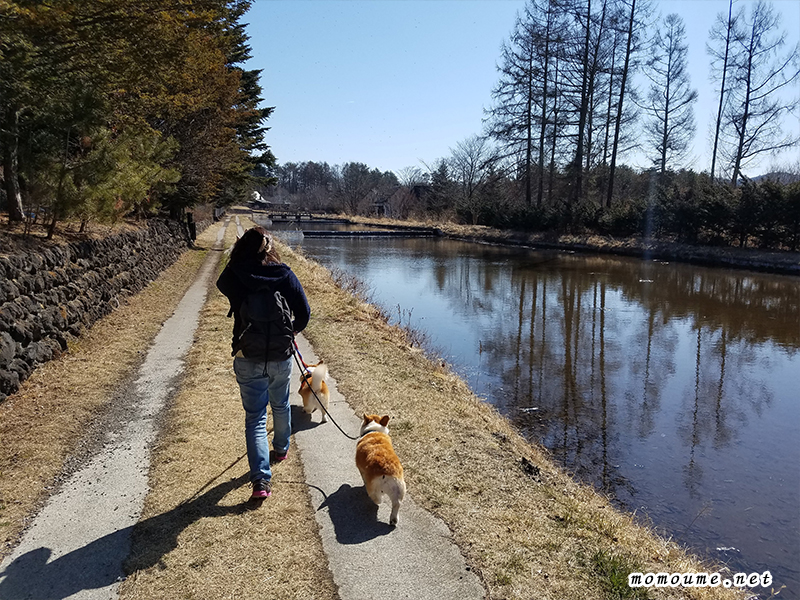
[251,479,271,499]
[269,449,288,464]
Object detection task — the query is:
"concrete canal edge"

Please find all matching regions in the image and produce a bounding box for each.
[344,215,800,276]
[261,210,799,274]
[302,229,439,237]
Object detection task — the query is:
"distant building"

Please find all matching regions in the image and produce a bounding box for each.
[250,190,291,211]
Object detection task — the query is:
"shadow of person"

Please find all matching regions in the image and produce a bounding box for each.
[0,473,249,600]
[124,473,252,573]
[318,483,393,545]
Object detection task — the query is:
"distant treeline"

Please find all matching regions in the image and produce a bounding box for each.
[265,0,800,251]
[1,0,272,237]
[263,160,800,251]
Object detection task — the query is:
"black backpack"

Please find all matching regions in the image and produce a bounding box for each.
[233,288,295,361]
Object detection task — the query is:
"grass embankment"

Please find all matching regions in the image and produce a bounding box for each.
[0,228,209,558]
[277,233,749,600]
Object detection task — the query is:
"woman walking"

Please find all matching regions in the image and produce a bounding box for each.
[216,227,310,500]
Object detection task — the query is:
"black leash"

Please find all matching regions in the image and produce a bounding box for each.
[293,340,359,440]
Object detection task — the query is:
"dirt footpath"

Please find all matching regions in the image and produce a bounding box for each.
[0,222,227,599]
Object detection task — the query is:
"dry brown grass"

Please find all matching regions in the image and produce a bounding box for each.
[279,239,749,600]
[0,211,759,599]
[118,220,337,600]
[0,228,212,558]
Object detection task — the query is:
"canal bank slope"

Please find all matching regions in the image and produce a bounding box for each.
[277,236,753,600]
[345,215,800,276]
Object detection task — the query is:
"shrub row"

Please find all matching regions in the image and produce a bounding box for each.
[467,173,800,251]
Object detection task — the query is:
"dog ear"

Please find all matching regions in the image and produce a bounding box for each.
[379,415,390,427]
[362,414,370,424]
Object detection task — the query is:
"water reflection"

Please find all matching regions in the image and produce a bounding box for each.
[299,236,800,597]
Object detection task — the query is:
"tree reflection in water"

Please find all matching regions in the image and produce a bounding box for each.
[301,236,800,598]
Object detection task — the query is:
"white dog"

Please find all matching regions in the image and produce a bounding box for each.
[299,361,330,422]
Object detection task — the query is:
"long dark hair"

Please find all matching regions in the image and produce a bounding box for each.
[229,226,282,265]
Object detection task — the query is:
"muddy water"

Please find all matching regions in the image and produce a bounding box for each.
[289,233,799,597]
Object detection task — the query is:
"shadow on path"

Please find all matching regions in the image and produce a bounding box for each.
[290,403,326,433]
[0,474,249,600]
[318,483,393,545]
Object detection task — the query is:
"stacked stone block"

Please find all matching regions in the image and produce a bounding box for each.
[0,219,204,402]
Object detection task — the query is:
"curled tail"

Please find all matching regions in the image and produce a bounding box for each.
[311,363,328,392]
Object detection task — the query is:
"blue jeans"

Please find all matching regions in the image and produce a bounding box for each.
[233,356,293,483]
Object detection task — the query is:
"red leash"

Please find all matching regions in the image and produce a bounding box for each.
[293,339,311,373]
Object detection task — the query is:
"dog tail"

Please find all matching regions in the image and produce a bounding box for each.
[389,475,406,502]
[311,363,328,392]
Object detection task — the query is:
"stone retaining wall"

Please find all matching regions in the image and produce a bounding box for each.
[0,218,210,402]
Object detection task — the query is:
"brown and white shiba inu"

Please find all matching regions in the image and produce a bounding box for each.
[355,414,406,526]
[299,361,330,422]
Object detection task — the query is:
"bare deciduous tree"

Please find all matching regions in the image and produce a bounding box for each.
[707,0,741,181]
[723,0,800,184]
[396,166,427,187]
[642,13,697,174]
[487,2,541,207]
[449,135,500,224]
[606,0,637,207]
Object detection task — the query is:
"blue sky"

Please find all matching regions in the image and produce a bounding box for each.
[245,0,800,177]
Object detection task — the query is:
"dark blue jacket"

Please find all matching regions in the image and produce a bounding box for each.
[216,259,310,358]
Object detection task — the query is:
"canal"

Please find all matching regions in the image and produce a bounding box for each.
[270,222,800,597]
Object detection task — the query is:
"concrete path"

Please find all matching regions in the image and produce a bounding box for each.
[0,217,486,600]
[0,220,230,600]
[290,335,485,600]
